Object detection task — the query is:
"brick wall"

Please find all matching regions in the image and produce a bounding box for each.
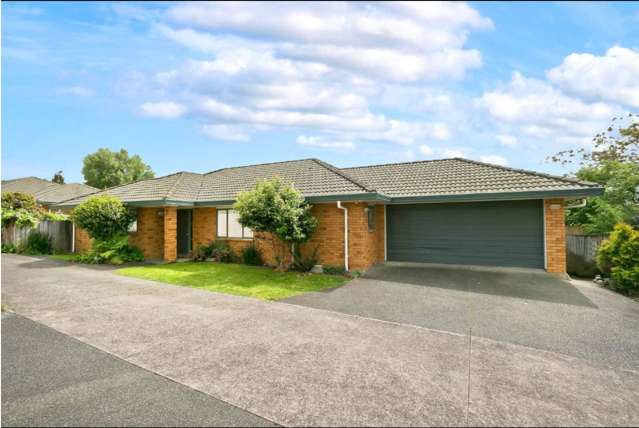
[193,207,216,249]
[187,203,385,270]
[544,198,566,273]
[129,208,164,260]
[163,207,177,262]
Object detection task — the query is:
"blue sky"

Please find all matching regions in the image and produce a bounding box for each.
[3,1,639,183]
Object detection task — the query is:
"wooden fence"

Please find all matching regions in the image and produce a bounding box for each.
[1,221,73,252]
[566,234,607,277]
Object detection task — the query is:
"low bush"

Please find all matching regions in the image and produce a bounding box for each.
[323,265,348,276]
[597,223,639,293]
[21,231,53,255]
[76,234,144,265]
[191,245,211,262]
[241,244,263,266]
[191,240,234,263]
[1,243,17,253]
[290,245,319,272]
[210,240,234,263]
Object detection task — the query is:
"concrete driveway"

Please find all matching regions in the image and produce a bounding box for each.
[285,262,639,370]
[2,255,639,426]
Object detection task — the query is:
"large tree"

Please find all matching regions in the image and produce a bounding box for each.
[82,148,154,189]
[550,113,639,234]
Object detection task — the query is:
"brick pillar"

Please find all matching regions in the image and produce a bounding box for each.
[544,199,566,273]
[192,207,217,249]
[163,207,177,262]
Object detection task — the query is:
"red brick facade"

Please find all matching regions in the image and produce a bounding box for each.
[544,198,567,273]
[72,199,567,273]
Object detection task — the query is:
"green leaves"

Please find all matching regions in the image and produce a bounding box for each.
[1,192,43,228]
[71,195,135,241]
[82,148,154,189]
[596,223,639,292]
[234,177,318,245]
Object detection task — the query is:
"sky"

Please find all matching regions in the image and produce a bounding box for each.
[2,1,639,183]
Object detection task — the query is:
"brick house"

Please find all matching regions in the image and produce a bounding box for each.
[56,158,603,273]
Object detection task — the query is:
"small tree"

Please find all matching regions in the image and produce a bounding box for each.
[71,195,134,241]
[597,223,639,294]
[82,148,154,189]
[52,171,65,184]
[234,177,318,269]
[71,195,142,264]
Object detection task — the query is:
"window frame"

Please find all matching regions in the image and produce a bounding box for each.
[216,208,253,239]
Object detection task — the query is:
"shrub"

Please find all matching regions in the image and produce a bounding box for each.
[323,265,348,276]
[210,240,234,263]
[77,234,144,265]
[597,223,639,293]
[21,231,53,255]
[290,246,319,272]
[1,243,17,253]
[241,244,263,266]
[71,195,135,241]
[42,211,69,222]
[1,192,43,228]
[191,245,211,262]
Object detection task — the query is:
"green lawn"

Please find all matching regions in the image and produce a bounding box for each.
[116,262,349,300]
[49,253,77,262]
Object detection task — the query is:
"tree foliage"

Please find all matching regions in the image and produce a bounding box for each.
[1,192,43,228]
[71,195,135,241]
[234,177,318,268]
[52,170,65,184]
[596,223,639,293]
[550,114,639,234]
[82,148,154,189]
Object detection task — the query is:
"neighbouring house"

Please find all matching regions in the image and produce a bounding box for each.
[55,158,603,273]
[1,177,97,210]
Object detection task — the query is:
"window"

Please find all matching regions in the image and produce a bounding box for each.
[367,205,375,231]
[217,209,253,238]
[128,209,138,232]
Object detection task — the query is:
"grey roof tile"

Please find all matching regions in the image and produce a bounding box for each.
[54,157,600,206]
[342,158,599,198]
[1,177,98,203]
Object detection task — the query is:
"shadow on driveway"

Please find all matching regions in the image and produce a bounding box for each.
[362,263,596,308]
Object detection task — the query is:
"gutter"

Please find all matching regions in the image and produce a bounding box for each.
[336,201,349,271]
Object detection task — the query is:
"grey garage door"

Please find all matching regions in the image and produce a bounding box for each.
[387,200,544,268]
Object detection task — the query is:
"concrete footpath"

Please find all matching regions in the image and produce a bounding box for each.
[2,255,638,426]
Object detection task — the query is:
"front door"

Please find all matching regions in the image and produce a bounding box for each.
[177,209,192,257]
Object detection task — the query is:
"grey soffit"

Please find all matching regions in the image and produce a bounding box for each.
[1,177,98,203]
[54,157,603,207]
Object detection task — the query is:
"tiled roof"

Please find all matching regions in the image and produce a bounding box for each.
[342,158,600,198]
[55,157,601,206]
[1,177,97,204]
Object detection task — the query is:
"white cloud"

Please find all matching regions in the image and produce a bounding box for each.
[139,101,186,118]
[443,149,465,158]
[479,72,616,143]
[56,86,94,97]
[497,134,518,148]
[418,144,433,156]
[201,124,249,141]
[479,154,508,166]
[547,46,639,108]
[296,135,355,150]
[165,1,491,82]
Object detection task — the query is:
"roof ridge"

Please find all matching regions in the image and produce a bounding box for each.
[203,158,317,175]
[342,158,455,170]
[166,172,187,200]
[452,158,600,187]
[55,171,188,205]
[311,158,374,192]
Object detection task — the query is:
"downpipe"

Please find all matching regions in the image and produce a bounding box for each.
[336,201,349,271]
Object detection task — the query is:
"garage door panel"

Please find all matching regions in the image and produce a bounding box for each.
[387,200,544,268]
